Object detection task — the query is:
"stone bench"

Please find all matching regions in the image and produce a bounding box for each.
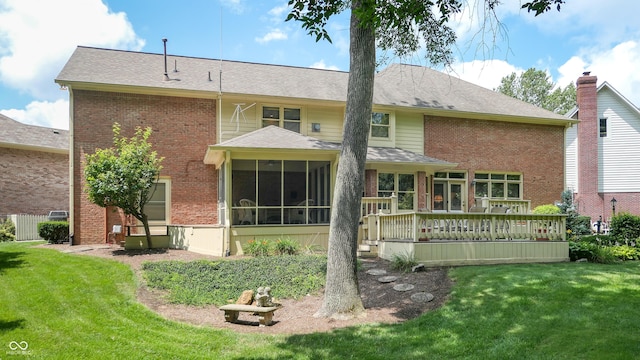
[219,304,280,327]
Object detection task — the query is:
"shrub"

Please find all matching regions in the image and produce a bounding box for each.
[37,221,69,244]
[245,238,271,257]
[568,241,598,261]
[610,213,640,240]
[273,237,300,255]
[610,245,639,261]
[593,246,619,264]
[579,235,618,247]
[390,251,418,272]
[0,218,16,242]
[532,204,561,214]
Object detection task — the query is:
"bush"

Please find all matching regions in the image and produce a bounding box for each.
[0,218,16,242]
[610,245,640,261]
[37,221,69,244]
[245,237,301,256]
[569,241,598,261]
[273,237,300,255]
[390,251,418,272]
[610,213,640,240]
[532,204,561,215]
[245,238,271,257]
[579,235,618,247]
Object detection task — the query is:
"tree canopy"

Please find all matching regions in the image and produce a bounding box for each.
[495,68,576,114]
[83,123,163,247]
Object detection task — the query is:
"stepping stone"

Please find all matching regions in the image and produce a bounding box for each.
[377,276,398,283]
[393,284,415,292]
[366,269,387,276]
[411,292,435,303]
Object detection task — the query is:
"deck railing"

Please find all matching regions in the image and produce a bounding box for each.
[377,212,566,242]
[361,195,396,217]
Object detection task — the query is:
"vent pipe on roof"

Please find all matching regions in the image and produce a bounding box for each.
[162,38,169,81]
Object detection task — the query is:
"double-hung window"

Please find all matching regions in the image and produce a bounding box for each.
[262,106,301,133]
[371,112,390,138]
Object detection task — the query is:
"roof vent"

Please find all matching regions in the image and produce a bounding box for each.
[53,130,60,134]
[162,38,170,81]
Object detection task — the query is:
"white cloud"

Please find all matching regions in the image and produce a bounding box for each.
[0,0,144,128]
[1,99,69,130]
[309,60,340,71]
[255,29,288,44]
[557,41,640,106]
[449,59,522,90]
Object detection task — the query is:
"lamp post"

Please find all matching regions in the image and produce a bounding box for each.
[611,197,617,217]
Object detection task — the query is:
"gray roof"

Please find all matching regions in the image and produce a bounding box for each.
[205,126,454,168]
[56,46,572,123]
[211,125,341,152]
[0,113,68,152]
[366,146,455,166]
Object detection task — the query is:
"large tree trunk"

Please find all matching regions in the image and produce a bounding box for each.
[314,1,376,320]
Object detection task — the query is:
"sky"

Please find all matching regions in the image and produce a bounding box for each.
[1,0,640,130]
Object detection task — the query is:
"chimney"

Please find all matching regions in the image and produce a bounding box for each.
[575,72,599,216]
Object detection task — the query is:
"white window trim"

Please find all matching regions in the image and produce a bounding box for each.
[259,103,305,134]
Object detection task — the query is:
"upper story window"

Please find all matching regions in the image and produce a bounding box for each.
[474,172,521,199]
[262,106,301,133]
[371,112,390,138]
[600,118,607,137]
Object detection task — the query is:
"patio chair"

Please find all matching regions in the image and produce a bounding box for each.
[289,199,314,224]
[238,199,256,225]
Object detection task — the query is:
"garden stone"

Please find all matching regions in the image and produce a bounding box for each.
[393,284,415,292]
[366,269,387,276]
[236,290,254,305]
[411,292,434,303]
[377,276,398,283]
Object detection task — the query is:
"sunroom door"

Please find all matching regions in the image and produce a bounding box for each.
[433,180,465,212]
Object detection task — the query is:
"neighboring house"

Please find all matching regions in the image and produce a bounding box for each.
[565,72,640,223]
[56,46,575,263]
[0,114,69,215]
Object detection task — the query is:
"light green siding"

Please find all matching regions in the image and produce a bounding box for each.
[395,112,424,154]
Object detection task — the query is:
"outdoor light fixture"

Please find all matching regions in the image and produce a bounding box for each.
[611,197,617,216]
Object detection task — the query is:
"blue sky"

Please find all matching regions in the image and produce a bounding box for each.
[1,0,640,130]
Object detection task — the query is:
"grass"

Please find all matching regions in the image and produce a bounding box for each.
[1,241,640,359]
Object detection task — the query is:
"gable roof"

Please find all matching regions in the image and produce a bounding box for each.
[0,114,68,153]
[204,126,455,170]
[56,46,572,125]
[567,81,640,119]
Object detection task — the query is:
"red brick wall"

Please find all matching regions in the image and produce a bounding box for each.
[0,147,68,215]
[424,116,565,209]
[72,90,218,244]
[575,74,601,219]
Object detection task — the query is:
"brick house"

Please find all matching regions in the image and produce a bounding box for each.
[0,114,69,216]
[566,72,640,223]
[56,46,575,263]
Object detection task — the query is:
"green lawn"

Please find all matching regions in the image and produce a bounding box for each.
[1,241,639,359]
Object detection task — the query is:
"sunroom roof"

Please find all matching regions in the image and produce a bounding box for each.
[204,126,455,170]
